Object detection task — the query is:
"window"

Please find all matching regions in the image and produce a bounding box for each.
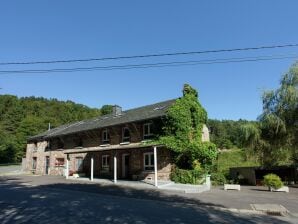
[144,152,154,171]
[33,142,37,151]
[143,123,153,140]
[122,127,130,142]
[75,157,83,171]
[102,155,110,171]
[32,157,37,170]
[55,158,65,166]
[102,129,110,144]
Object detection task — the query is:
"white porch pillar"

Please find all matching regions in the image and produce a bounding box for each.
[65,158,69,179]
[91,157,94,181]
[154,146,158,187]
[114,155,117,183]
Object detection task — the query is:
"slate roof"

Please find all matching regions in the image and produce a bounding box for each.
[28,98,177,141]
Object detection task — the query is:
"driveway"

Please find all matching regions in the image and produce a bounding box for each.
[1,175,298,223]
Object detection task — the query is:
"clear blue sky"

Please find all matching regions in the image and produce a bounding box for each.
[0,1,297,120]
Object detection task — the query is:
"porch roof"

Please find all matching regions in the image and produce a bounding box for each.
[63,142,162,154]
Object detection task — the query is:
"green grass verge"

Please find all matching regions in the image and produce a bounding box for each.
[216,149,259,175]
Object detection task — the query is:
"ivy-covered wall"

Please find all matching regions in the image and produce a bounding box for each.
[158,84,217,170]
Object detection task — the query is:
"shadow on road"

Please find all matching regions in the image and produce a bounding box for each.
[0,176,293,224]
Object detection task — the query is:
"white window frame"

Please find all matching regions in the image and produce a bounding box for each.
[75,157,83,171]
[143,152,154,171]
[32,157,37,170]
[102,155,110,171]
[55,158,65,167]
[143,123,153,139]
[122,127,130,143]
[102,129,109,143]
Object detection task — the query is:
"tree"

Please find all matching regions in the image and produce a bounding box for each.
[241,62,298,166]
[100,105,113,115]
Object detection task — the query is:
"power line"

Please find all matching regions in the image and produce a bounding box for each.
[0,53,297,74]
[0,43,298,66]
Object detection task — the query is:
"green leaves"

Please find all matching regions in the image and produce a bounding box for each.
[158,84,217,169]
[0,95,102,163]
[240,62,298,166]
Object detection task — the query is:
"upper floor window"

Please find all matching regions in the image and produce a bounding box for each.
[33,142,37,151]
[75,138,83,148]
[102,129,110,144]
[143,123,153,140]
[122,127,130,142]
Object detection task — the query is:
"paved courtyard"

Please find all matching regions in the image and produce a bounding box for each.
[0,174,298,223]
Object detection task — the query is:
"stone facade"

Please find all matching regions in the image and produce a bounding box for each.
[25,117,209,181]
[25,119,173,180]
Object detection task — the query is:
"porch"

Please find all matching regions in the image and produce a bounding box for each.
[64,144,166,187]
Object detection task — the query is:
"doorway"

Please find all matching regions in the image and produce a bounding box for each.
[122,154,130,179]
[45,156,50,175]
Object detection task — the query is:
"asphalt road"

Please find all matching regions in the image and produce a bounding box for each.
[1,175,298,224]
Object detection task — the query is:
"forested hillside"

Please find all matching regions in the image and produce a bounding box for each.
[207,119,256,149]
[0,95,112,163]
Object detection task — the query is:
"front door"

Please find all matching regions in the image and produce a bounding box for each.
[45,156,50,175]
[122,154,130,178]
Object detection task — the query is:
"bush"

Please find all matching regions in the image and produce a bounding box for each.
[263,173,283,190]
[171,168,204,184]
[210,172,227,185]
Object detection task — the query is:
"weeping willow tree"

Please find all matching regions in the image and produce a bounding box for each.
[159,84,217,170]
[241,63,298,166]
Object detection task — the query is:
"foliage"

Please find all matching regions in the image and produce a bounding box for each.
[208,119,255,149]
[159,84,217,169]
[216,149,260,176]
[210,172,227,185]
[240,63,298,166]
[263,173,283,190]
[0,95,105,163]
[100,105,113,115]
[170,167,204,184]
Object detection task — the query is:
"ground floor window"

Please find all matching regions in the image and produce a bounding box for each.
[55,158,65,167]
[144,152,154,171]
[32,157,37,170]
[102,155,110,171]
[75,157,83,171]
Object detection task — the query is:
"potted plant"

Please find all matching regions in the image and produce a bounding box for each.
[263,173,283,191]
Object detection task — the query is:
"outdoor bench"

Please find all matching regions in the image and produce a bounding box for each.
[224,184,241,191]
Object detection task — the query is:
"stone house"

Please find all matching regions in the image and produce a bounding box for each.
[24,99,209,183]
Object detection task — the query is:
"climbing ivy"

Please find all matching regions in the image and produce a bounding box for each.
[158,84,217,169]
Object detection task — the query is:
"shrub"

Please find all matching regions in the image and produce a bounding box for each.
[210,172,227,185]
[171,168,204,184]
[263,173,283,190]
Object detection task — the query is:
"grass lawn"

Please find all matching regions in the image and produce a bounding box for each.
[216,149,259,175]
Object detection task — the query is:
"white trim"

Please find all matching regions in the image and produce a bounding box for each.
[122,127,130,143]
[102,128,109,143]
[91,157,94,181]
[143,123,153,139]
[65,159,69,179]
[143,152,154,171]
[154,146,158,187]
[114,155,117,183]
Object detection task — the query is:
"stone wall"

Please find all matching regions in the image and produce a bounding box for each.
[24,141,66,176]
[66,146,172,180]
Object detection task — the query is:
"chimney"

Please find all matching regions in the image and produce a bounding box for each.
[112,105,122,116]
